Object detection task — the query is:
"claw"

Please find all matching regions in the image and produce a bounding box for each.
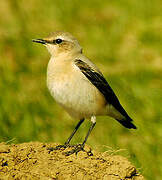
[87,148,93,156]
[47,144,68,152]
[47,144,93,156]
[63,144,85,156]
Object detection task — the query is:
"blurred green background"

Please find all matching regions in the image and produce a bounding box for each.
[0,0,162,179]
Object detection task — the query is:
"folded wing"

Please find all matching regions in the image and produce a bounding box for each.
[75,59,136,129]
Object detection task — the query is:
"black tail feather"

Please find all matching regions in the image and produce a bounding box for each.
[116,118,137,129]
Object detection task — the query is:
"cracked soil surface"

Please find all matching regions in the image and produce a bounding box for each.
[0,142,144,180]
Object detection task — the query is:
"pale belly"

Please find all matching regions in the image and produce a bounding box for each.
[47,72,107,120]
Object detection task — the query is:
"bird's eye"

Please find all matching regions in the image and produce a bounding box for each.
[55,38,63,44]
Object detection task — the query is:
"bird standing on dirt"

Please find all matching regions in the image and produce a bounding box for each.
[33,31,137,155]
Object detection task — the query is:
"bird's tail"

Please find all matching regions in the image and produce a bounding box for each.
[116,117,137,129]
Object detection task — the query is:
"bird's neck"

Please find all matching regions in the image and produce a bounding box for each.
[51,50,81,60]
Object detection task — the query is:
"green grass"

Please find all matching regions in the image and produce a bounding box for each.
[0,0,162,179]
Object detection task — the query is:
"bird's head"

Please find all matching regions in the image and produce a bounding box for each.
[32,31,82,57]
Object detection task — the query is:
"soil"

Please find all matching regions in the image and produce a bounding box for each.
[0,142,144,180]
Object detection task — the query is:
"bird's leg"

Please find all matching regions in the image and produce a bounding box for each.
[65,118,85,145]
[47,119,84,151]
[82,116,96,147]
[64,116,96,156]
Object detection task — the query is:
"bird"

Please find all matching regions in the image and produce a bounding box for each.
[32,31,137,155]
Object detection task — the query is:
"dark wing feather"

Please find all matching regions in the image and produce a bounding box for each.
[75,59,136,129]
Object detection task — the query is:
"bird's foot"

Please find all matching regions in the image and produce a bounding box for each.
[47,144,68,152]
[47,143,93,156]
[64,144,93,156]
[63,144,93,156]
[63,143,84,156]
[47,143,84,155]
[47,143,79,152]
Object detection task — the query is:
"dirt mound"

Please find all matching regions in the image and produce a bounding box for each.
[0,142,144,180]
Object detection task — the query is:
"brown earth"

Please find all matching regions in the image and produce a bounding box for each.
[0,142,144,180]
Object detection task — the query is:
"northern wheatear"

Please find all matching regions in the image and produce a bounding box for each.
[33,31,136,155]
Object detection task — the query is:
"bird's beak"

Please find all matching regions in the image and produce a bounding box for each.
[32,39,47,44]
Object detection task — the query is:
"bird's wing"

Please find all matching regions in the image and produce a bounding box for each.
[74,59,136,129]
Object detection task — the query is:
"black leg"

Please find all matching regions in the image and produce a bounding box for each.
[82,121,96,147]
[48,116,96,156]
[47,119,84,152]
[65,118,84,145]
[64,120,96,156]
